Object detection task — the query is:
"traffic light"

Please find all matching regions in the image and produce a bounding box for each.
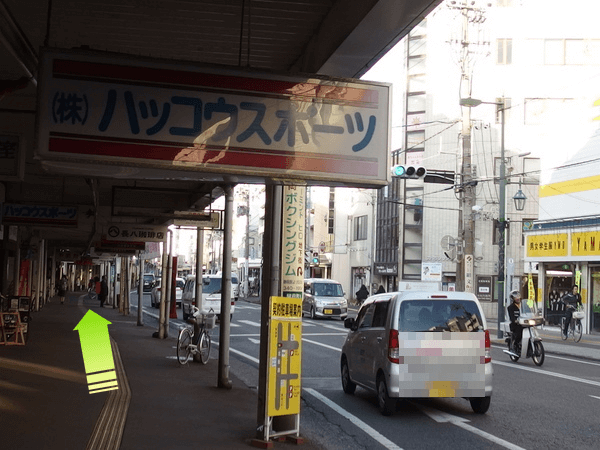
[391,165,427,179]
[312,252,319,264]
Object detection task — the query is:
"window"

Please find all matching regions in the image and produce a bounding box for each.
[407,93,426,113]
[399,300,483,332]
[372,301,390,328]
[358,304,375,329]
[544,39,584,65]
[497,39,512,65]
[354,215,368,241]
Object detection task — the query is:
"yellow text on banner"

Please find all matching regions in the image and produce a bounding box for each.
[527,234,568,258]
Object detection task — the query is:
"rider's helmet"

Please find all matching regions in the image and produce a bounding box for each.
[510,290,521,302]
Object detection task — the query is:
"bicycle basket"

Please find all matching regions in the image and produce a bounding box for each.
[201,313,216,329]
[573,310,585,320]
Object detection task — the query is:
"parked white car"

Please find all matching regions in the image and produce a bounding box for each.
[182,274,235,321]
[150,277,184,308]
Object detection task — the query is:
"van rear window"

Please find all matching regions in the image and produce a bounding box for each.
[399,300,483,332]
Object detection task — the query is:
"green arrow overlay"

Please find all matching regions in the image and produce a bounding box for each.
[74,310,118,394]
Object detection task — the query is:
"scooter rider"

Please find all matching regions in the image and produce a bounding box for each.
[507,290,523,355]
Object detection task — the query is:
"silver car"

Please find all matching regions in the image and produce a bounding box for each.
[303,278,348,320]
[340,291,493,415]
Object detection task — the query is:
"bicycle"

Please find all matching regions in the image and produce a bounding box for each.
[177,306,215,365]
[560,305,584,343]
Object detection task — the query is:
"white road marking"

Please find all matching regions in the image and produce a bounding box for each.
[237,319,261,327]
[590,395,600,400]
[213,342,260,364]
[417,404,525,450]
[248,338,261,344]
[302,338,341,352]
[493,360,600,387]
[303,388,403,450]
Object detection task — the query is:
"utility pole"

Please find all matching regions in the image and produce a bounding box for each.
[449,1,489,292]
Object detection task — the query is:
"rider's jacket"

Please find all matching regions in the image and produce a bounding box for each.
[507,302,521,324]
[562,293,582,308]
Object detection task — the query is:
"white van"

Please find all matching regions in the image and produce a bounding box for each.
[341,290,492,415]
[182,274,236,321]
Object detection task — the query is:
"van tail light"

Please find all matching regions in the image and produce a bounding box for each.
[388,329,400,364]
[484,329,492,364]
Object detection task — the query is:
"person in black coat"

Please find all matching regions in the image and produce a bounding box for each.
[99,275,109,307]
[355,284,369,304]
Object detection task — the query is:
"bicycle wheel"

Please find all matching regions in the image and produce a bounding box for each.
[560,317,568,340]
[177,328,192,365]
[198,331,211,365]
[573,319,582,343]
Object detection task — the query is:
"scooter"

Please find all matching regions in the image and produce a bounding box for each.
[500,299,545,366]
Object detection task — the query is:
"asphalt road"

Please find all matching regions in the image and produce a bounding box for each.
[131,295,600,450]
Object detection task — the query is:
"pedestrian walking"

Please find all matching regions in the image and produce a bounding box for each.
[355,284,369,305]
[59,275,68,305]
[99,276,109,307]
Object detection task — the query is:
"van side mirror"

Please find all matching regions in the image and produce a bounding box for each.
[344,317,355,329]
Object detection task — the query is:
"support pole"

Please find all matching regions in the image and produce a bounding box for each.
[158,240,169,338]
[137,255,144,326]
[256,184,283,440]
[497,104,506,339]
[195,228,203,310]
[218,185,234,389]
[245,189,251,297]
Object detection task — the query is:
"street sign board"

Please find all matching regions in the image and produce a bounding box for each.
[105,224,167,242]
[37,49,391,188]
[171,211,220,228]
[267,296,302,417]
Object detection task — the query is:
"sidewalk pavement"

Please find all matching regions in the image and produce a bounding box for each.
[1,292,321,450]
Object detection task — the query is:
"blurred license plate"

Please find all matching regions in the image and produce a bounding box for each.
[324,309,333,314]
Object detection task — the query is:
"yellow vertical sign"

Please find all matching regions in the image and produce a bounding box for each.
[267,296,302,417]
[528,273,535,302]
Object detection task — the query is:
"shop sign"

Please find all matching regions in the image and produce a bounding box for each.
[421,262,442,281]
[476,276,492,302]
[374,263,397,275]
[3,203,78,227]
[37,49,390,188]
[105,224,167,242]
[281,186,304,298]
[572,231,600,256]
[527,234,568,257]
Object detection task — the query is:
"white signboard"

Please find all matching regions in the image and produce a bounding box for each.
[105,224,167,242]
[281,186,305,297]
[37,49,391,187]
[421,262,442,282]
[171,211,220,228]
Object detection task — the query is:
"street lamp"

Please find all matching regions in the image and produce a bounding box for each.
[513,182,527,212]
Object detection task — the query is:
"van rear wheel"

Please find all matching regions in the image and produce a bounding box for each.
[376,375,395,416]
[470,396,491,414]
[341,357,356,394]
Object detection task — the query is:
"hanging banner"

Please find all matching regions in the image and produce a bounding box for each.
[267,296,302,417]
[528,273,535,302]
[281,186,305,298]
